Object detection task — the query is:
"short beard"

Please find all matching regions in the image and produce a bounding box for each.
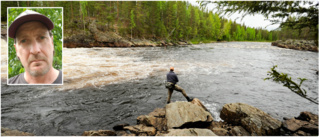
[28,66,50,77]
[27,54,51,77]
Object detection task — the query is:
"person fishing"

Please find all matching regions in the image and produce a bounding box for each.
[165,67,192,104]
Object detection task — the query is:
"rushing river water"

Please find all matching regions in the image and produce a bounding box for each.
[1,42,318,135]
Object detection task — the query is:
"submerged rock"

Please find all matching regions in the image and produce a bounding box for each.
[159,128,217,136]
[220,103,281,135]
[166,101,213,129]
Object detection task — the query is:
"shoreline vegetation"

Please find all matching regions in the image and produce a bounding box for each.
[2,1,318,50]
[2,99,318,136]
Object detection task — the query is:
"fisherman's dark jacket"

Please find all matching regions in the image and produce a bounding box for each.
[166,71,179,84]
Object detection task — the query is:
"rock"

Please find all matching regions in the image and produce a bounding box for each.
[82,130,116,136]
[296,111,318,125]
[113,123,130,131]
[191,98,209,111]
[137,108,167,131]
[115,130,136,136]
[220,103,281,136]
[300,123,318,135]
[211,128,229,136]
[282,118,309,132]
[124,124,156,136]
[271,39,318,52]
[1,127,34,136]
[131,39,157,47]
[209,121,226,129]
[294,130,307,136]
[229,126,250,136]
[178,41,187,45]
[160,128,217,136]
[166,101,214,129]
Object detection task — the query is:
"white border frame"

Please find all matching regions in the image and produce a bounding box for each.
[7,7,64,85]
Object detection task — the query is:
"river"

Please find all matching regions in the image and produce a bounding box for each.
[1,42,318,135]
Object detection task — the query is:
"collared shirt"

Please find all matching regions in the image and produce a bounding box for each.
[8,70,62,84]
[166,71,179,84]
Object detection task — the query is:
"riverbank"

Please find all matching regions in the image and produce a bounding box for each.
[272,39,318,52]
[64,20,190,48]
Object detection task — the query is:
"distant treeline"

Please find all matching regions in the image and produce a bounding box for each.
[1,1,316,43]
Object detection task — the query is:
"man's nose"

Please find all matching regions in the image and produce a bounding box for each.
[30,40,41,54]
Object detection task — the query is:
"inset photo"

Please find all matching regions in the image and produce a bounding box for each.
[7,7,63,85]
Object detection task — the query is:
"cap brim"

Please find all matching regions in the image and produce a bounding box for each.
[9,14,54,38]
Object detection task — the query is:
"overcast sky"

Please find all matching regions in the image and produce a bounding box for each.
[189,1,280,31]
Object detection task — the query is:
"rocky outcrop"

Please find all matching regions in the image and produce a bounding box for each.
[81,99,318,136]
[272,39,318,52]
[64,20,134,48]
[1,127,34,136]
[220,103,282,135]
[166,101,213,129]
[282,111,318,136]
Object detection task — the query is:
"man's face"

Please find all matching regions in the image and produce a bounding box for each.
[14,21,54,77]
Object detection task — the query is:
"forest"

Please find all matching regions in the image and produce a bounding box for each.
[2,1,317,44]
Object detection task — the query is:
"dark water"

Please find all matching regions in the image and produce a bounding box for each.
[1,42,318,135]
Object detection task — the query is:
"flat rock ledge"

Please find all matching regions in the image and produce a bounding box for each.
[272,39,318,52]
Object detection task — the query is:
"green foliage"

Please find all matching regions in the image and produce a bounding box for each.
[200,1,319,42]
[8,8,63,78]
[2,1,282,45]
[264,65,318,104]
[80,1,88,31]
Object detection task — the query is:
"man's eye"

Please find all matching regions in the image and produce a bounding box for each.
[21,39,26,43]
[40,36,45,39]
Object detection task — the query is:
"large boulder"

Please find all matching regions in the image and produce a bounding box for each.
[166,101,214,129]
[220,103,281,136]
[160,128,217,136]
[137,108,167,131]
